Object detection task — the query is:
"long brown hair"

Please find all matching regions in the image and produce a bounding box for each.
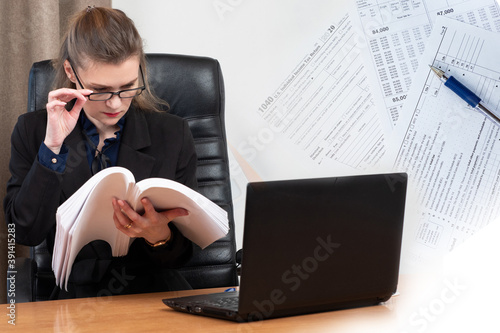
[53,6,168,112]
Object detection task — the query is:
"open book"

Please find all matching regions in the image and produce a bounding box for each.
[52,166,229,290]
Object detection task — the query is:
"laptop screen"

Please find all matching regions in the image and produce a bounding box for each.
[237,173,407,319]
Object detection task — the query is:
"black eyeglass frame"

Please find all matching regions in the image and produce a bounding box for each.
[70,62,146,101]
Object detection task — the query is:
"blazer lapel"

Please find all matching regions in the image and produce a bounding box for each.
[60,122,93,201]
[59,108,156,199]
[117,108,155,181]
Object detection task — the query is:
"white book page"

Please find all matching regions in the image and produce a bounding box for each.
[135,178,229,249]
[55,168,135,289]
[53,168,132,286]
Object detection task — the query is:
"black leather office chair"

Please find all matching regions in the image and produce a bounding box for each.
[11,53,238,302]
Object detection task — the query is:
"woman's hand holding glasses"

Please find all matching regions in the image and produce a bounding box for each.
[44,88,93,154]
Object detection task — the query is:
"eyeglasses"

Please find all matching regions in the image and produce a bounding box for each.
[70,62,146,101]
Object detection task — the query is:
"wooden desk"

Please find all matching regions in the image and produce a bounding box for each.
[5,290,398,332]
[0,274,472,332]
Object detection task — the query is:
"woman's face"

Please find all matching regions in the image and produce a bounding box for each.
[66,57,141,131]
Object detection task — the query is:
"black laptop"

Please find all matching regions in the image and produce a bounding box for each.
[163,172,407,322]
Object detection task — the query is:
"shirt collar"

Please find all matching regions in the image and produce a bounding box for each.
[80,111,126,143]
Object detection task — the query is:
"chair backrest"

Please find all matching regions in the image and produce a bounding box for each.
[27,53,238,300]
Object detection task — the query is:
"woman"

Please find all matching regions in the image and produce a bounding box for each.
[4,7,197,298]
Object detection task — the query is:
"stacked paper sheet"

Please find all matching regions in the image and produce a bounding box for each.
[52,167,229,290]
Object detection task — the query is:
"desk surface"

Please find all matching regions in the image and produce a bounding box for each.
[6,290,399,333]
[1,274,480,332]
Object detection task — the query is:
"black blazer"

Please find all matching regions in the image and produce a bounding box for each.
[4,107,198,297]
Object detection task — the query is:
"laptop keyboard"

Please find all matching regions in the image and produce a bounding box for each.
[196,293,239,311]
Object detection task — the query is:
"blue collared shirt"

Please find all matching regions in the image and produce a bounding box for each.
[38,113,125,173]
[81,113,124,172]
[38,143,68,173]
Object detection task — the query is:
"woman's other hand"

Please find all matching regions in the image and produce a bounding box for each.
[112,197,189,245]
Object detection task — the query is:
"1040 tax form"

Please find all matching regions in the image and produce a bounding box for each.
[390,16,500,262]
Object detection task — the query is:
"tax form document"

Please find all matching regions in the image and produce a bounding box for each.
[355,0,500,130]
[255,13,387,175]
[390,16,500,261]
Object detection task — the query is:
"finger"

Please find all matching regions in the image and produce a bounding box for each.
[48,89,71,103]
[48,88,93,103]
[77,88,94,95]
[112,210,137,237]
[69,96,87,116]
[74,89,93,102]
[112,198,134,229]
[140,197,156,216]
[113,215,135,236]
[159,207,189,222]
[117,199,142,225]
[46,99,68,111]
[112,210,132,233]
